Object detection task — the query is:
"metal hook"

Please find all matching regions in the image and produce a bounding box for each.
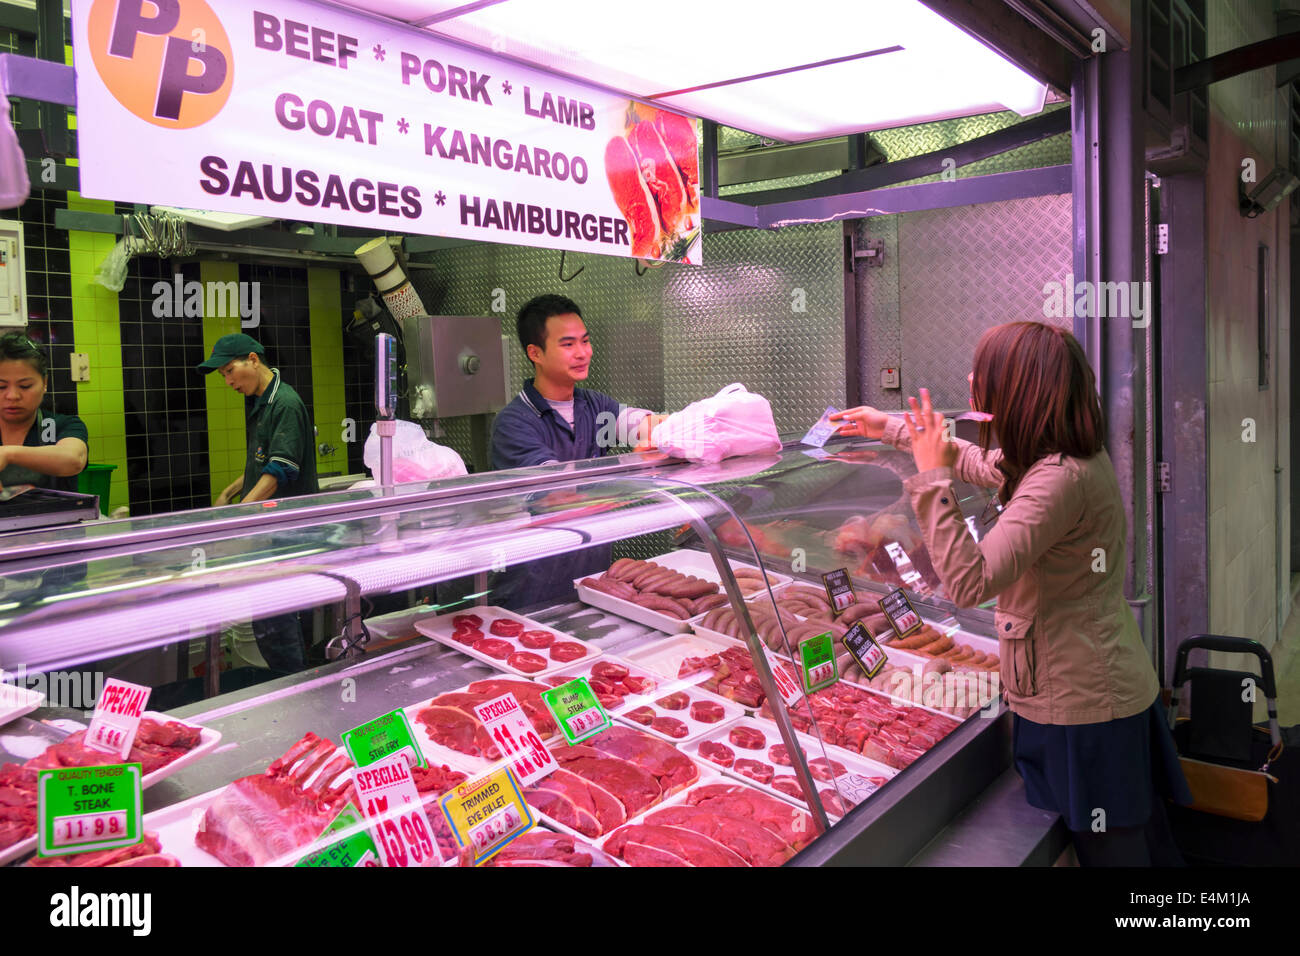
[558,249,584,282]
[634,259,648,277]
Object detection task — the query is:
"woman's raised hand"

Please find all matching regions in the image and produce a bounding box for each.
[905,387,957,472]
[829,406,889,440]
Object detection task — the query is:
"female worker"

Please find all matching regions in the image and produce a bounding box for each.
[0,332,87,491]
[832,321,1190,866]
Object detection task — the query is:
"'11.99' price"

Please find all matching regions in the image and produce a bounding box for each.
[52,811,127,848]
[365,796,438,867]
[469,805,523,853]
[491,723,554,783]
[567,708,603,737]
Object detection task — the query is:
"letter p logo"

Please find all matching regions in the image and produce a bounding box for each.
[89,0,233,128]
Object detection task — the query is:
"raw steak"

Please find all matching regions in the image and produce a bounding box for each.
[729,726,766,750]
[525,768,602,837]
[550,641,588,663]
[654,109,701,198]
[603,824,747,867]
[621,675,657,694]
[690,700,725,723]
[477,831,618,867]
[678,654,720,677]
[451,627,482,646]
[808,758,847,782]
[769,744,794,766]
[489,618,524,637]
[583,726,699,793]
[604,136,663,259]
[27,832,171,868]
[771,776,804,800]
[473,637,513,659]
[591,661,629,682]
[698,741,734,768]
[684,784,815,851]
[655,692,688,711]
[820,790,851,816]
[452,614,483,629]
[553,750,660,817]
[625,706,656,726]
[519,630,555,649]
[650,717,688,739]
[507,651,547,673]
[643,805,794,867]
[467,679,557,736]
[629,121,690,234]
[734,758,774,785]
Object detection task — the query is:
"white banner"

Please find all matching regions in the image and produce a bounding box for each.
[71,0,702,264]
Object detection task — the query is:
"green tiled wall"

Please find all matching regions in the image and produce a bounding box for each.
[307,269,347,477]
[67,193,127,513]
[200,261,246,498]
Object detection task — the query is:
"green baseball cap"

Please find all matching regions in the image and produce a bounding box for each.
[197,333,265,373]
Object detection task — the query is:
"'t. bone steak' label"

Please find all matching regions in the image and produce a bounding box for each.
[822,569,856,614]
[878,588,922,638]
[472,693,557,786]
[85,679,151,759]
[37,763,143,858]
[841,621,888,679]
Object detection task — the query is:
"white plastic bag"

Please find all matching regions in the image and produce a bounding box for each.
[93,239,131,292]
[651,383,782,464]
[0,91,29,208]
[363,419,467,481]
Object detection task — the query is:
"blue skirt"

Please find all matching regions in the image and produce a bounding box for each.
[1013,698,1194,832]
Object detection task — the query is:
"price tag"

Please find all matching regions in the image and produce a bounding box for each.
[295,802,383,868]
[341,709,426,770]
[798,631,839,694]
[354,753,442,867]
[764,649,805,708]
[84,679,151,758]
[878,588,923,638]
[821,568,856,614]
[541,678,611,746]
[832,772,886,806]
[439,765,534,866]
[473,693,557,786]
[840,621,888,679]
[801,406,841,447]
[37,763,143,858]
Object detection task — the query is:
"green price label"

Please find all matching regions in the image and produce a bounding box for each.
[37,763,143,858]
[341,709,426,769]
[799,631,839,694]
[541,678,611,745]
[295,802,382,868]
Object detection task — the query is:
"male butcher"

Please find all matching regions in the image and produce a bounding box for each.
[489,294,665,609]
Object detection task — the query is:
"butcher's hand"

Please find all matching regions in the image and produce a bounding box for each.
[633,413,669,452]
[830,406,889,440]
[904,388,957,472]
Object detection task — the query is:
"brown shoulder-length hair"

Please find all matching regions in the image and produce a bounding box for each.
[970,322,1105,497]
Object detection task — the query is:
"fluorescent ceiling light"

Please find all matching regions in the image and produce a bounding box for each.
[358,0,1051,141]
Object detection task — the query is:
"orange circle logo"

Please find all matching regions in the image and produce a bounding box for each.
[87,0,233,129]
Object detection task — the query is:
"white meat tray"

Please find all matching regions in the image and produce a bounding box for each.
[574,549,791,634]
[0,713,222,866]
[682,716,895,822]
[0,681,45,727]
[620,630,739,681]
[414,606,601,678]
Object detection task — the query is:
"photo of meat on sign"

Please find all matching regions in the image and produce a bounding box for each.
[604,103,701,263]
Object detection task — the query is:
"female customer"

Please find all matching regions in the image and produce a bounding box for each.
[0,331,88,490]
[831,321,1190,866]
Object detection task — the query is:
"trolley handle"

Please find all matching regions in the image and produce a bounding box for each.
[1168,634,1281,752]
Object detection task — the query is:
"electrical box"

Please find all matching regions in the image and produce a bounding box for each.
[0,219,27,328]
[402,315,508,419]
[880,366,900,389]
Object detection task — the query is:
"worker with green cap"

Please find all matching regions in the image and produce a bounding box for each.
[197,333,318,673]
[197,333,318,504]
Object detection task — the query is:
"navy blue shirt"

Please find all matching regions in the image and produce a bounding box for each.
[489,379,625,611]
[490,378,624,470]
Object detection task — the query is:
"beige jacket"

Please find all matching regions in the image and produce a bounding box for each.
[884,417,1159,725]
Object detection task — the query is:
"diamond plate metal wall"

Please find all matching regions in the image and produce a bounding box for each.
[858,194,1073,411]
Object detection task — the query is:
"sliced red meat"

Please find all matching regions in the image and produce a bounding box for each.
[473,637,513,660]
[621,675,656,695]
[507,651,547,674]
[808,758,847,783]
[489,618,524,637]
[543,676,568,687]
[820,790,851,816]
[591,661,629,682]
[550,642,588,663]
[452,614,483,629]
[603,824,747,867]
[584,726,699,794]
[643,805,793,866]
[729,726,766,750]
[678,654,720,677]
[698,741,734,768]
[685,784,815,851]
[769,744,793,766]
[417,701,499,759]
[467,679,557,737]
[771,776,804,801]
[654,109,700,197]
[552,752,660,818]
[861,736,894,766]
[604,136,663,259]
[629,121,690,234]
[526,769,602,838]
[655,692,689,711]
[734,758,774,785]
[518,629,555,649]
[451,627,483,645]
[597,694,625,710]
[625,706,656,726]
[479,831,618,867]
[588,677,614,696]
[650,717,689,739]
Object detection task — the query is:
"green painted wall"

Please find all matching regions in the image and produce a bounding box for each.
[200,261,246,500]
[308,269,347,477]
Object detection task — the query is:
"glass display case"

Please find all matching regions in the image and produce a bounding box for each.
[0,435,1013,868]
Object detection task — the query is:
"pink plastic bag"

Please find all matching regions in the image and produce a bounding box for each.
[0,91,29,208]
[651,383,781,464]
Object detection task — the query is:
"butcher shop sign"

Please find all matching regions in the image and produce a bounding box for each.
[71,0,702,264]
